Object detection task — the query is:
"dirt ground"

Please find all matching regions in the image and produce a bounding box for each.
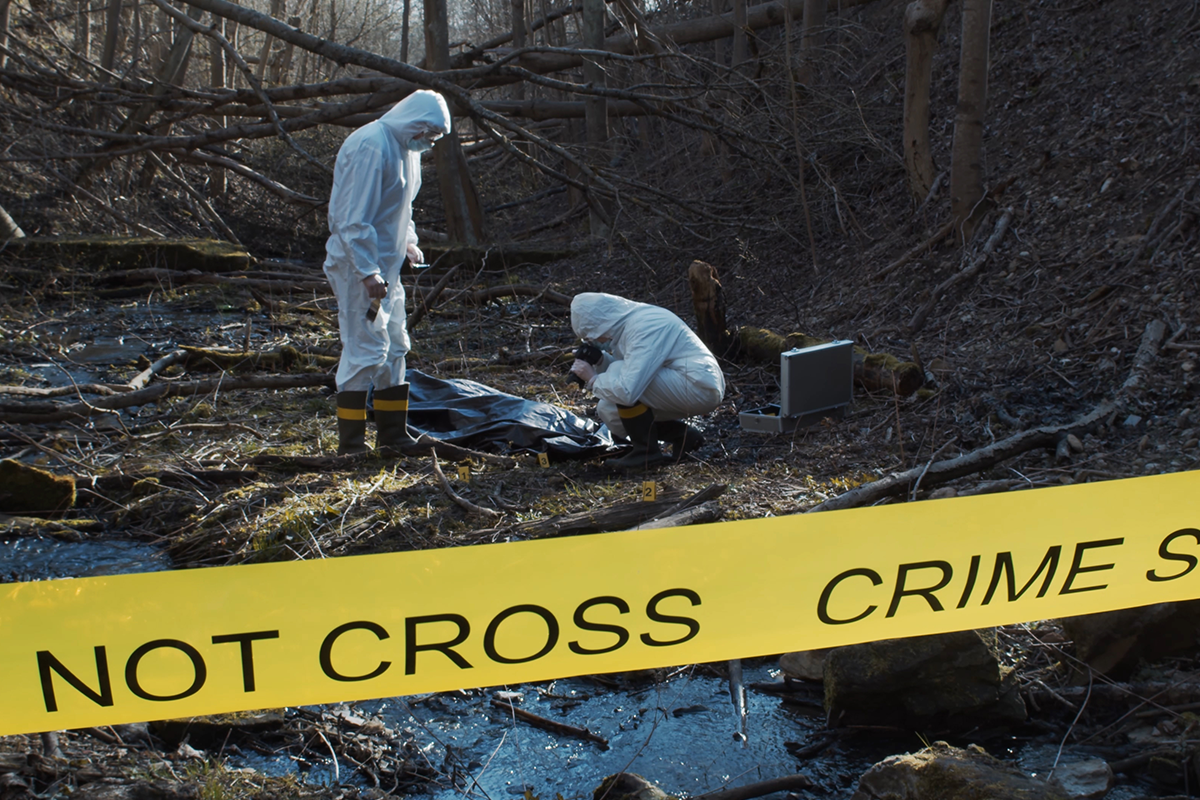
[1,0,1199,796]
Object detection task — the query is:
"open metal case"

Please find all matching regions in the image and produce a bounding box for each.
[738,340,854,433]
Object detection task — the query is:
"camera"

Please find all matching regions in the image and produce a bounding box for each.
[567,342,603,387]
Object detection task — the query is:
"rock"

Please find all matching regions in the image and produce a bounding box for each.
[780,649,831,681]
[0,459,75,514]
[824,631,1026,729]
[1048,759,1113,800]
[1061,601,1200,680]
[851,742,1070,800]
[593,773,674,800]
[1067,434,1084,452]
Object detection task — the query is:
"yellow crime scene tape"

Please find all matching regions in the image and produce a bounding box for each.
[2,470,1198,736]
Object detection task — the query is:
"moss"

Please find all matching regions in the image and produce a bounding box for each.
[12,236,252,273]
[0,459,75,514]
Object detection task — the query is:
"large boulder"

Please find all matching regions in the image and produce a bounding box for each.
[824,630,1026,729]
[1061,602,1200,680]
[851,742,1071,800]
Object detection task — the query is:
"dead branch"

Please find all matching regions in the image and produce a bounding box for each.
[808,319,1168,512]
[689,774,815,800]
[870,218,956,282]
[0,373,335,424]
[907,207,1014,333]
[128,349,188,390]
[629,499,723,529]
[449,283,574,307]
[101,268,327,292]
[406,264,461,332]
[430,452,503,520]
[0,382,130,397]
[501,491,695,539]
[490,698,609,747]
[646,482,727,521]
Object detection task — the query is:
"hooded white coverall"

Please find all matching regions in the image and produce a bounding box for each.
[324,90,452,391]
[570,292,726,438]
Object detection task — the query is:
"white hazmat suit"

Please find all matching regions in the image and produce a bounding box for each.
[570,292,725,440]
[324,89,451,392]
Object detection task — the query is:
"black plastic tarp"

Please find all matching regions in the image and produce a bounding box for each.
[402,370,614,457]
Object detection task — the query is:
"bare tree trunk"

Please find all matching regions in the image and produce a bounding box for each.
[73,0,91,62]
[401,0,412,63]
[510,0,526,99]
[797,0,825,85]
[712,0,726,63]
[582,0,609,236]
[424,0,484,244]
[731,0,747,72]
[208,16,228,196]
[101,0,121,71]
[255,0,283,83]
[0,0,10,71]
[949,0,991,243]
[902,0,949,201]
[275,15,300,83]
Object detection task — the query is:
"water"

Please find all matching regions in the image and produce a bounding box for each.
[0,536,171,583]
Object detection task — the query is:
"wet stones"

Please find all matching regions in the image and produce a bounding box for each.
[823,630,1027,729]
[1061,600,1200,680]
[850,742,1071,800]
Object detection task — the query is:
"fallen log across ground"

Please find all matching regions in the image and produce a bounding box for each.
[687,260,924,395]
[807,319,1168,512]
[499,483,726,539]
[0,373,335,424]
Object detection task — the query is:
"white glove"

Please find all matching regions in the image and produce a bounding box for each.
[570,359,597,385]
[406,242,424,264]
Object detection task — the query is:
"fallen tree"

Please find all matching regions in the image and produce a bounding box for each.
[808,319,1168,512]
[687,260,925,395]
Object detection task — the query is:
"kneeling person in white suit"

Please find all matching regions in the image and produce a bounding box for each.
[569,292,726,468]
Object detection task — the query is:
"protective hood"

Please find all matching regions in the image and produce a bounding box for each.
[571,292,642,343]
[378,90,452,150]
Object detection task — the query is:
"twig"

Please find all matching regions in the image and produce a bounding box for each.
[490,698,608,748]
[430,452,502,519]
[407,264,460,332]
[907,207,1014,333]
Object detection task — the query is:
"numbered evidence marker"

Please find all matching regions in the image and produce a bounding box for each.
[642,481,657,502]
[457,464,471,483]
[537,452,551,468]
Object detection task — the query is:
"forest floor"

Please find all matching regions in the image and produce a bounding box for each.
[1,0,1199,797]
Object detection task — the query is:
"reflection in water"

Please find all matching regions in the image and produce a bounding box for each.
[0,537,170,583]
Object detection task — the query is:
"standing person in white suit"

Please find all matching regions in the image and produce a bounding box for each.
[323,90,451,455]
[569,292,726,468]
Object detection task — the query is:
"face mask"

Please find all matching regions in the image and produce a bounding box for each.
[410,138,435,153]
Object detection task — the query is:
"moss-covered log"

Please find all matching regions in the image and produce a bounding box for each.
[9,236,252,273]
[688,260,924,396]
